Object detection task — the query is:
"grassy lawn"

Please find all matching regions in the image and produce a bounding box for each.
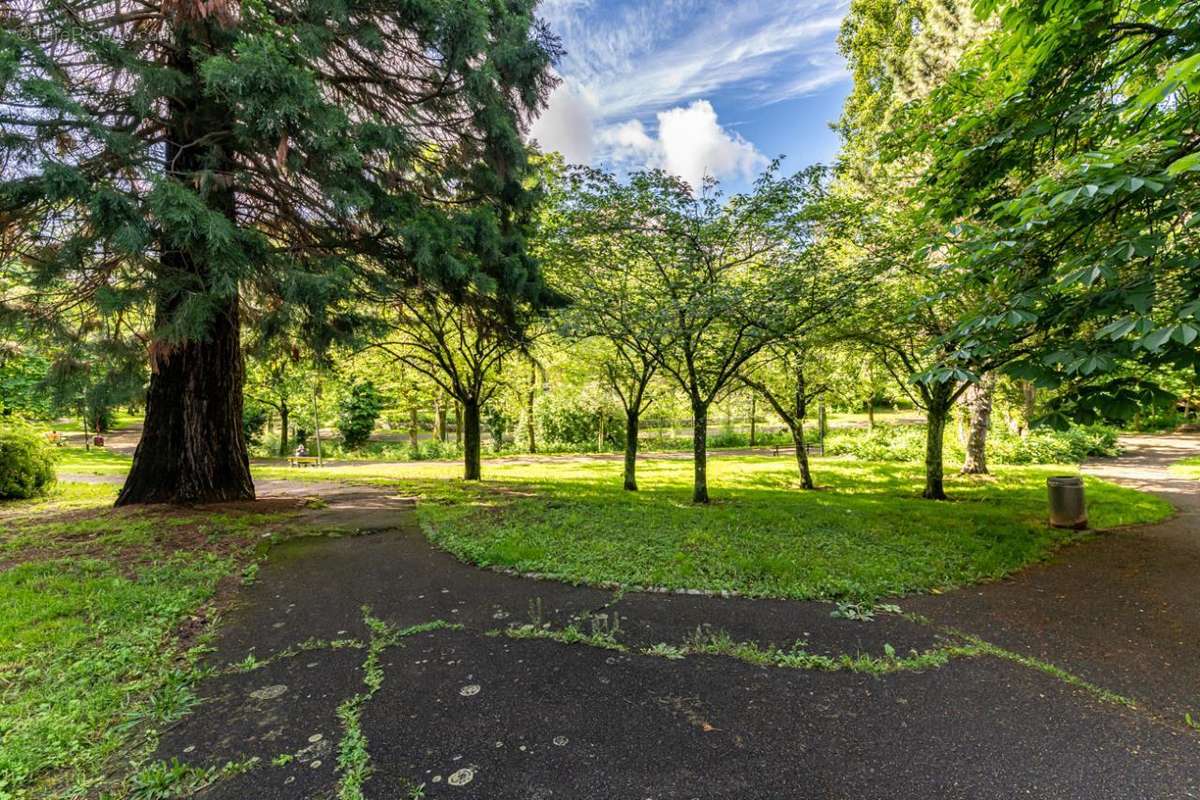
[0,483,298,799]
[1169,455,1200,480]
[253,455,1171,601]
[52,446,135,476]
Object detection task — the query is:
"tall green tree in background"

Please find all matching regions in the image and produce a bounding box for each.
[905,0,1200,418]
[0,0,559,503]
[835,0,1033,498]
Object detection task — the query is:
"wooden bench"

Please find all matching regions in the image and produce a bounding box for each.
[772,442,825,457]
[287,456,320,468]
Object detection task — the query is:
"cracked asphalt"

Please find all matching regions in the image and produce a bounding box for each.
[155,436,1200,799]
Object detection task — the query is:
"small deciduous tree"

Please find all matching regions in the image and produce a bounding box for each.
[378,290,534,480]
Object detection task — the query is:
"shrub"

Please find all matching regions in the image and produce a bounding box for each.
[0,425,57,499]
[825,423,1120,465]
[242,402,269,448]
[336,380,383,450]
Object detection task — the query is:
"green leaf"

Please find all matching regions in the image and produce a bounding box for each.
[1139,327,1173,351]
[1172,324,1198,346]
[1167,153,1200,176]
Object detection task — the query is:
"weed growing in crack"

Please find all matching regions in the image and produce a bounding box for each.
[947,631,1138,708]
[334,608,460,800]
[224,637,365,674]
[678,628,969,674]
[503,622,627,651]
[830,601,902,622]
[645,643,686,660]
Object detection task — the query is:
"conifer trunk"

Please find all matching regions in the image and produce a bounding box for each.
[624,409,640,491]
[118,33,253,505]
[692,402,709,504]
[118,297,254,505]
[463,399,482,480]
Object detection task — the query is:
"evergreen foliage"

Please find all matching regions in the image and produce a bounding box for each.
[336,379,382,450]
[0,0,561,502]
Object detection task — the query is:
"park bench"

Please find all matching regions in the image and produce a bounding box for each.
[287,456,320,468]
[772,442,824,457]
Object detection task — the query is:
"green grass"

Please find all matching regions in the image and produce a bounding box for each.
[23,413,142,436]
[1169,455,1200,480]
[52,446,134,476]
[0,485,297,799]
[252,455,1171,601]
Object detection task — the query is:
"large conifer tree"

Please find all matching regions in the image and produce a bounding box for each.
[0,0,559,503]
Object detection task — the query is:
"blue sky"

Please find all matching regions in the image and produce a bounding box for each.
[529,0,852,191]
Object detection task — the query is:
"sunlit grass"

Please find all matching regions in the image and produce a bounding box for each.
[0,482,296,798]
[52,446,134,476]
[1169,455,1200,480]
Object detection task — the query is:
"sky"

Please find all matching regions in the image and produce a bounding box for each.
[529,0,853,192]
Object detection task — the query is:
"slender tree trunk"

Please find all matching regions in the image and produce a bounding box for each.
[526,362,537,453]
[623,409,640,491]
[692,402,709,504]
[1021,381,1037,436]
[455,402,463,445]
[792,422,814,490]
[463,399,482,480]
[961,374,996,475]
[277,400,290,457]
[597,412,607,451]
[409,406,419,451]
[866,399,875,430]
[434,394,447,443]
[749,395,757,447]
[117,36,252,506]
[923,397,951,501]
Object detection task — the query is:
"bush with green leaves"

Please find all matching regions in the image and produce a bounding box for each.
[336,381,384,450]
[0,425,57,500]
[242,402,270,448]
[825,424,1119,466]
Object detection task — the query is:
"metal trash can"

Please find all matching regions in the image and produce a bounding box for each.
[1047,476,1088,529]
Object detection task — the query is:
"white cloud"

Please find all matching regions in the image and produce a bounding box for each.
[597,101,766,189]
[528,78,598,165]
[656,102,766,188]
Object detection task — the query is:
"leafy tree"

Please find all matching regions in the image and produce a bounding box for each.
[888,0,1200,416]
[1,0,560,503]
[836,0,1032,497]
[243,349,310,457]
[336,379,382,450]
[739,344,829,489]
[555,166,829,502]
[378,289,535,480]
[543,171,668,490]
